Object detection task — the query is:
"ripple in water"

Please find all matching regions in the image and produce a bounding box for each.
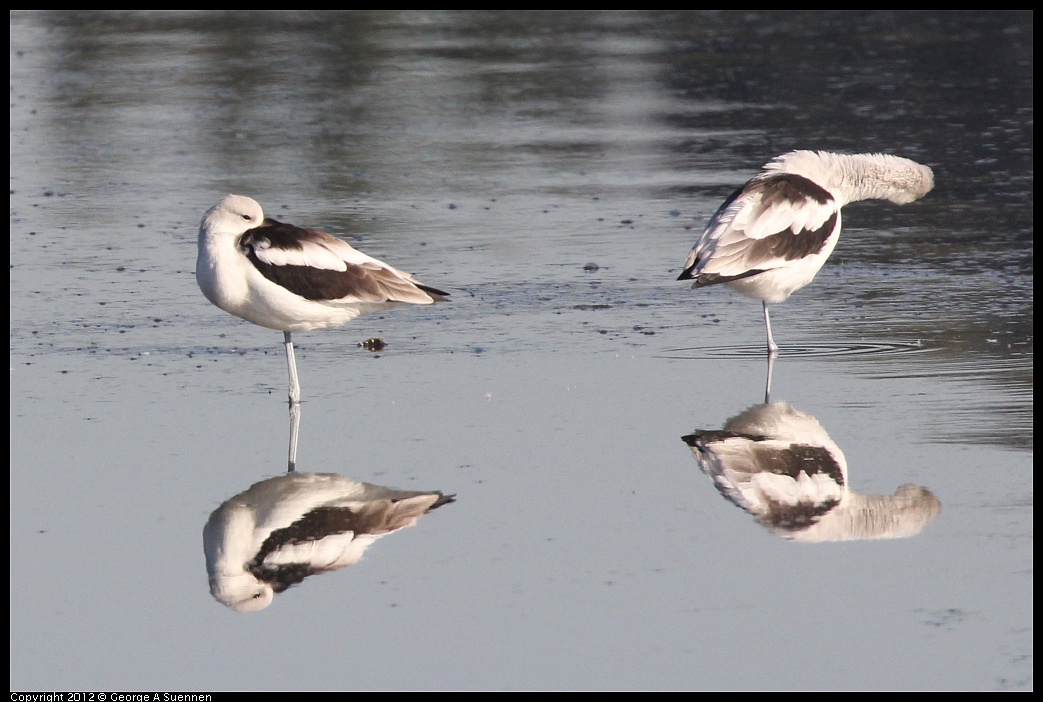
[660,340,937,360]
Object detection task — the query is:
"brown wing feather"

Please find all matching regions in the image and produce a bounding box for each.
[241,219,447,303]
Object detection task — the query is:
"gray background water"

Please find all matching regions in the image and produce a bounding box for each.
[10,10,1032,691]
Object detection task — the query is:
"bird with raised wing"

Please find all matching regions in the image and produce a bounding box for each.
[682,401,940,542]
[678,151,934,353]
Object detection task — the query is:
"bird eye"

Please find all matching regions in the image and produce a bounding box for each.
[241,214,253,222]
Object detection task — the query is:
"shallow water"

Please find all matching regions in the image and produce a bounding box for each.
[10,11,1032,691]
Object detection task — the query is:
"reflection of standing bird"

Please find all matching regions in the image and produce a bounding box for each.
[196,194,448,404]
[683,402,940,541]
[203,473,455,612]
[678,151,934,353]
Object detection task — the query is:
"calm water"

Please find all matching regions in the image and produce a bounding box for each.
[10,11,1032,691]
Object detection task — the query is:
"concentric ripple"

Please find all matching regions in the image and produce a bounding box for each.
[660,340,938,360]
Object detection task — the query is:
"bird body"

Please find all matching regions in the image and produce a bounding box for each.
[204,473,455,611]
[197,194,446,332]
[678,151,934,351]
[196,194,447,405]
[682,402,941,542]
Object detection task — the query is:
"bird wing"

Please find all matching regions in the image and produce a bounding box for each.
[239,219,446,304]
[245,505,377,593]
[678,174,840,286]
[251,494,445,572]
[683,430,845,524]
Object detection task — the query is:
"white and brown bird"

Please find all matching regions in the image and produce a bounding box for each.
[682,402,941,542]
[196,194,448,404]
[678,151,934,353]
[203,473,455,612]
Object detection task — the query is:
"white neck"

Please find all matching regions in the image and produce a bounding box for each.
[766,150,935,207]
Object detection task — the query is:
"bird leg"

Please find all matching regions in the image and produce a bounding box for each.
[284,331,301,406]
[764,349,776,404]
[284,331,301,472]
[287,396,300,473]
[762,302,779,357]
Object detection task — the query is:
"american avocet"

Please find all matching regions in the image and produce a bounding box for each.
[682,402,940,542]
[677,151,934,354]
[196,194,448,405]
[203,473,454,611]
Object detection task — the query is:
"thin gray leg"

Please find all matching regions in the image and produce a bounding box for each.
[284,331,301,405]
[287,398,300,473]
[763,302,779,356]
[764,350,776,404]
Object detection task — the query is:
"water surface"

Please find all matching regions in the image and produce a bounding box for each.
[10,11,1032,691]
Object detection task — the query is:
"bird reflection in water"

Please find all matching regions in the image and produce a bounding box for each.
[204,473,454,611]
[682,402,939,542]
